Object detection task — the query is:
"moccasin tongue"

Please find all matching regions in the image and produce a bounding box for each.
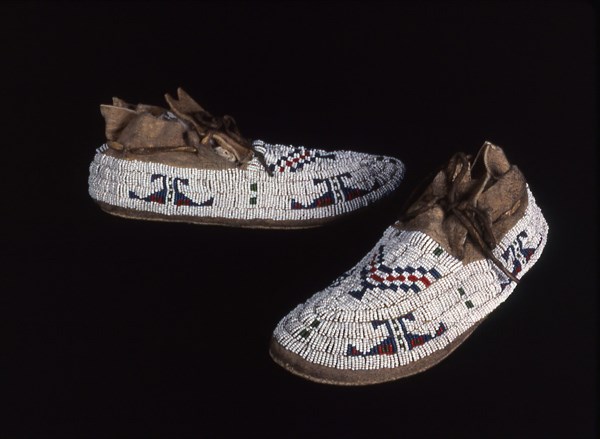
[471,141,526,221]
[400,142,527,263]
[102,97,179,147]
[165,88,254,166]
[115,113,188,150]
[100,90,254,169]
[100,105,136,141]
[477,167,527,221]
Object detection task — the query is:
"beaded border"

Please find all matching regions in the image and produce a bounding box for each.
[88,140,405,221]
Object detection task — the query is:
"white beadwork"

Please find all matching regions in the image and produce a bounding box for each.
[88,140,405,221]
[272,187,548,370]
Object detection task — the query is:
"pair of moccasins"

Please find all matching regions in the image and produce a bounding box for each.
[89,88,549,385]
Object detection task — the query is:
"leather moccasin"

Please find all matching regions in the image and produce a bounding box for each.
[88,88,405,228]
[270,142,548,384]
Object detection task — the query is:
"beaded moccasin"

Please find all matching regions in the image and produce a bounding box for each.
[270,142,548,385]
[88,88,405,228]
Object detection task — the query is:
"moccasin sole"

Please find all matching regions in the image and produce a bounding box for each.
[269,323,480,385]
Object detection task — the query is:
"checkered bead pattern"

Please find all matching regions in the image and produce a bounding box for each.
[272,187,548,370]
[88,140,404,221]
[267,145,336,173]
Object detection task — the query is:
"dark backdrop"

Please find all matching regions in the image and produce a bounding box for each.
[2,1,597,438]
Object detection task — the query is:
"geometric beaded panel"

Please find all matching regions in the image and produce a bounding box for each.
[348,244,443,300]
[267,145,336,174]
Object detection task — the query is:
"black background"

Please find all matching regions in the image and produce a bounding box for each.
[2,1,597,438]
